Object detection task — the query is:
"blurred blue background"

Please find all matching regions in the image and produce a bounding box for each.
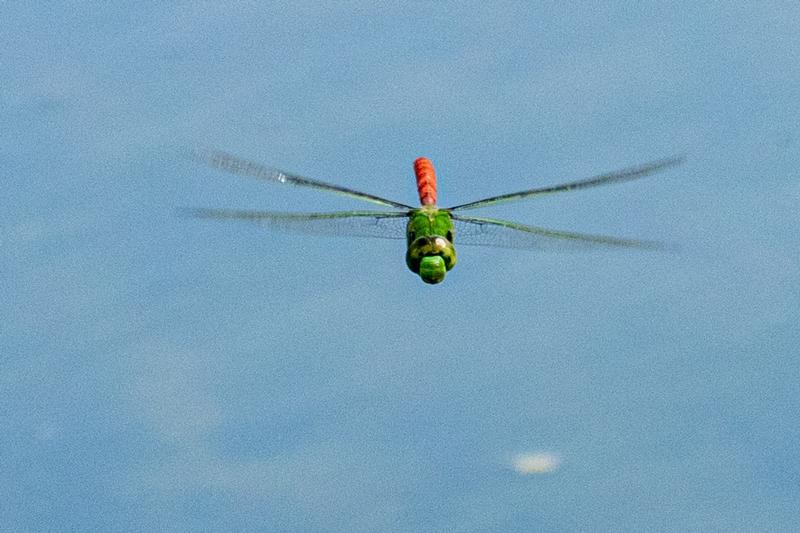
[3,3,799,532]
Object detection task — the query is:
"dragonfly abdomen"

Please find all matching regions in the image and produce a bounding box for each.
[414,157,437,206]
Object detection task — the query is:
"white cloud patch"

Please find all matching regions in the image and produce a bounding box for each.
[511,452,561,474]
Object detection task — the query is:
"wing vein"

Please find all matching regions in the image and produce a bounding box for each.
[182,208,411,240]
[448,156,683,211]
[194,149,414,209]
[451,214,663,250]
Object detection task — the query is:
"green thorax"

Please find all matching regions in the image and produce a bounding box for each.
[405,206,457,284]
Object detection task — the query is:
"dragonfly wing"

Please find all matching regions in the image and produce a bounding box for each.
[184,208,410,240]
[448,156,683,211]
[451,214,662,250]
[193,149,414,209]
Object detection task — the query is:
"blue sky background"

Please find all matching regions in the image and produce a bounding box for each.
[3,2,799,532]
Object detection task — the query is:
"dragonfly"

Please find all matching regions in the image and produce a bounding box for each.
[187,150,682,284]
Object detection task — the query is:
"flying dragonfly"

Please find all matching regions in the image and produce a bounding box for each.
[187,150,682,284]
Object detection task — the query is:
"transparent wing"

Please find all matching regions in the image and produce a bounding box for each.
[447,156,683,211]
[193,149,414,210]
[452,214,661,250]
[184,208,410,240]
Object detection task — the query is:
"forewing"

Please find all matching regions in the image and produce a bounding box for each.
[185,208,410,240]
[452,214,661,250]
[193,149,413,209]
[448,156,683,211]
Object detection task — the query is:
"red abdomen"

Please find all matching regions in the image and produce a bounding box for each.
[414,157,437,206]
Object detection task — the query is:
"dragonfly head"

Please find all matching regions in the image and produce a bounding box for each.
[406,235,456,284]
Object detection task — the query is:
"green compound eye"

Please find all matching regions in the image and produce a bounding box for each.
[419,255,446,284]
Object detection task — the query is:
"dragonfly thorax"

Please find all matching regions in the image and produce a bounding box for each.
[405,207,457,284]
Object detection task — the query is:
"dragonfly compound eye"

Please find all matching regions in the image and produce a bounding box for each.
[405,235,457,283]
